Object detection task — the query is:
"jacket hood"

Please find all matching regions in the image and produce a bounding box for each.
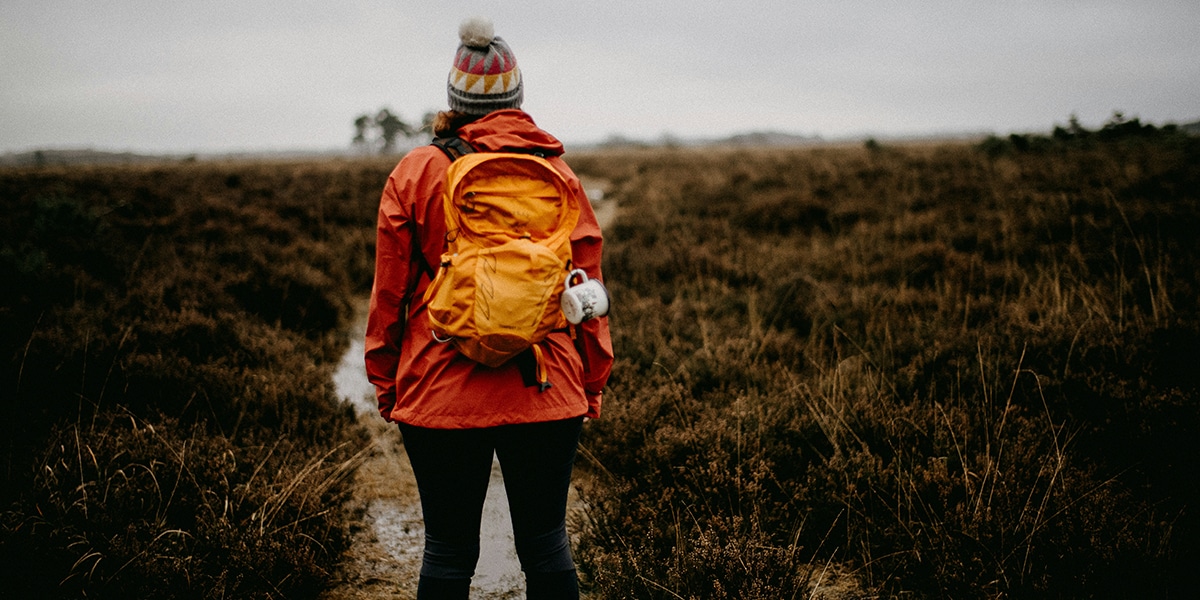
[457,110,565,156]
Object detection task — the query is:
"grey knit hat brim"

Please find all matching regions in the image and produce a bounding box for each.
[447,81,524,115]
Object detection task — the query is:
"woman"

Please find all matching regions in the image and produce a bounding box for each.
[364,17,613,600]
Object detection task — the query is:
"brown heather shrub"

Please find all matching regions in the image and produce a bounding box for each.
[0,158,390,598]
[569,133,1200,598]
[5,133,1194,597]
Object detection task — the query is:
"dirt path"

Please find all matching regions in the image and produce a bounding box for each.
[322,319,423,600]
[320,180,615,600]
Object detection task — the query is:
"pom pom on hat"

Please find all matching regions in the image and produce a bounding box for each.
[447,17,523,115]
[459,17,495,48]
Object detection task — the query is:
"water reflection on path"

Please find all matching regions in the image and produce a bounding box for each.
[333,307,524,598]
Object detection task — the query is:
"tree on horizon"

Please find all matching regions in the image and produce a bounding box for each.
[352,108,417,154]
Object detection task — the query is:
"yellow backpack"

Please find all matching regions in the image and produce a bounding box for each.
[423,138,579,386]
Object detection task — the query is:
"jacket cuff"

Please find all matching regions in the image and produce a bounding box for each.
[585,391,602,419]
[376,391,396,422]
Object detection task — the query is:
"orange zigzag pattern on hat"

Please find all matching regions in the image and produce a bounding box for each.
[450,68,521,96]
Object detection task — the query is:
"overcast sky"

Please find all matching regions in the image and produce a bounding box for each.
[2,0,1197,154]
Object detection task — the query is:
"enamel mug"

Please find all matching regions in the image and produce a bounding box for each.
[561,269,610,325]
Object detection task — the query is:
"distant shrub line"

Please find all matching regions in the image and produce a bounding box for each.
[979,111,1192,156]
[0,159,392,598]
[568,130,1200,598]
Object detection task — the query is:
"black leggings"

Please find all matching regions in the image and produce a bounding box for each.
[399,417,584,599]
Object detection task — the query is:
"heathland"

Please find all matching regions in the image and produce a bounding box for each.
[2,118,1198,598]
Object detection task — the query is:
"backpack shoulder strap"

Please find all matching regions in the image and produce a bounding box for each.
[433,136,564,161]
[430,136,477,162]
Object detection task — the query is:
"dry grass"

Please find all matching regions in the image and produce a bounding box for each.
[0,158,391,598]
[568,127,1200,598]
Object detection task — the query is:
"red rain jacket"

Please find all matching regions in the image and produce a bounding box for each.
[364,110,613,428]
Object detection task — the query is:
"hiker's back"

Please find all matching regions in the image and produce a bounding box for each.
[366,108,612,430]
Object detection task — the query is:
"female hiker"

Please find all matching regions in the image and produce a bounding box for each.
[363,17,613,600]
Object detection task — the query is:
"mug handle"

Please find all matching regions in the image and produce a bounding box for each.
[566,268,588,288]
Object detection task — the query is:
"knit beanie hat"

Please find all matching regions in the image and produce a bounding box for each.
[447,18,524,115]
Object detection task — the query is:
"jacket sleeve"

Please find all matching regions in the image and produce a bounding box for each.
[364,150,442,420]
[561,166,614,419]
